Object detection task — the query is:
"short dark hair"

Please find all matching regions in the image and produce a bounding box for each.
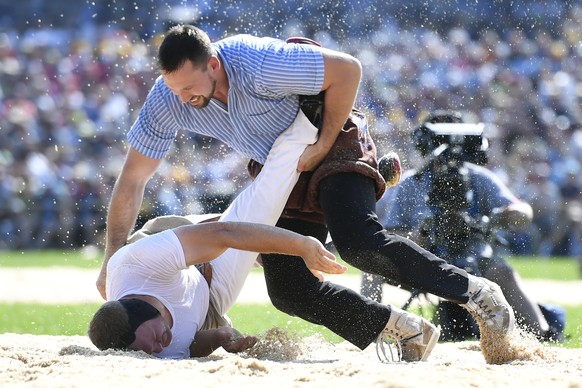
[88,299,160,351]
[88,301,133,350]
[158,24,214,73]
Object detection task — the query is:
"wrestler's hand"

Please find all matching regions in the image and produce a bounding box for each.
[300,236,347,281]
[297,143,327,172]
[218,327,258,353]
[190,327,258,357]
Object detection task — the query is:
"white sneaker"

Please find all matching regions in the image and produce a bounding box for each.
[462,276,515,335]
[377,306,440,362]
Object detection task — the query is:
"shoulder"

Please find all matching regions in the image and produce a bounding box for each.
[138,76,179,112]
[216,34,322,62]
[467,163,504,184]
[117,230,184,269]
[215,35,281,56]
[149,76,175,100]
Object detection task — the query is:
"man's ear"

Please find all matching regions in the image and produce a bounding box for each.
[208,55,220,72]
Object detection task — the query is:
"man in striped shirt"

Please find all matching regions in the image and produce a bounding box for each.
[96,24,515,362]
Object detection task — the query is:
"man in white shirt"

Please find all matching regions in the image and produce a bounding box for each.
[89,219,346,358]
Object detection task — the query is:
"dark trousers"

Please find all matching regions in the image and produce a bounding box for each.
[261,173,470,349]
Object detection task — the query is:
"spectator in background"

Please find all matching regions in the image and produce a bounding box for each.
[0,1,580,263]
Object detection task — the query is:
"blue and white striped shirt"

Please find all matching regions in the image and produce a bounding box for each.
[127,35,325,164]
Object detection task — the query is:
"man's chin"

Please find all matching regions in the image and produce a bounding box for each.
[188,98,211,109]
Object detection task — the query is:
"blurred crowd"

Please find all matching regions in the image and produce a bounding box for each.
[0,1,581,262]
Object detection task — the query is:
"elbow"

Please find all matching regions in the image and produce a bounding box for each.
[346,55,362,84]
[212,222,240,246]
[323,50,362,89]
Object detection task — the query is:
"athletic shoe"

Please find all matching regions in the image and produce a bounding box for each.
[462,276,515,335]
[376,306,440,362]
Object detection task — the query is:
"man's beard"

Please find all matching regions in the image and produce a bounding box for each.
[190,79,216,109]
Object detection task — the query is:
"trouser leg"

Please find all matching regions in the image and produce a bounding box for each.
[261,218,391,350]
[211,111,318,314]
[319,173,471,304]
[360,272,385,303]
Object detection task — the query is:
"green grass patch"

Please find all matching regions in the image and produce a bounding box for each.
[1,250,580,348]
[227,303,344,343]
[1,250,579,282]
[1,302,580,348]
[506,256,579,281]
[0,302,345,342]
[0,249,102,269]
[0,303,102,336]
[564,305,582,348]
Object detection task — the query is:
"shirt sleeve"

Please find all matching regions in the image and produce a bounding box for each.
[470,164,519,212]
[127,77,180,159]
[107,230,187,300]
[254,38,325,97]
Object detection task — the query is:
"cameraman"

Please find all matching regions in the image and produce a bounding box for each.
[362,111,557,341]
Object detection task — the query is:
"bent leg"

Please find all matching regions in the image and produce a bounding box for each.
[319,173,470,304]
[261,217,391,350]
[211,111,318,314]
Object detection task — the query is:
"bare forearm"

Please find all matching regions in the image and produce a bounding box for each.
[178,222,308,261]
[297,50,361,172]
[176,222,345,277]
[189,330,222,357]
[189,328,257,357]
[104,179,146,262]
[317,51,362,153]
[96,148,161,298]
[96,176,146,299]
[217,222,308,256]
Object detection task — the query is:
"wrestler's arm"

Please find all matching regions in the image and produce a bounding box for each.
[97,147,162,299]
[297,47,362,172]
[173,222,346,279]
[189,327,257,357]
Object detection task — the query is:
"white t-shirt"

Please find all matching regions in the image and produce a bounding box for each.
[107,230,208,359]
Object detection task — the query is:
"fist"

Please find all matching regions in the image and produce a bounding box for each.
[378,152,401,188]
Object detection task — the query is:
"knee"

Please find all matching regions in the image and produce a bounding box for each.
[268,292,297,316]
[264,277,319,315]
[333,228,385,262]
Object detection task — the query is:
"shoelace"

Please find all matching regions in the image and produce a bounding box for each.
[470,288,496,321]
[375,335,402,363]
